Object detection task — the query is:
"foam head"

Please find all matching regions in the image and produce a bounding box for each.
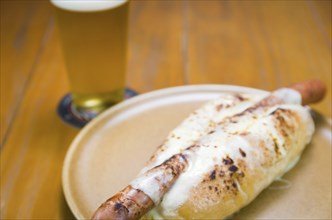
[50,0,127,12]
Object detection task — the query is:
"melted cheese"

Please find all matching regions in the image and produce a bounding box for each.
[134,89,314,218]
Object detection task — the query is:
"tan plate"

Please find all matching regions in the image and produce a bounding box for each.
[62,85,332,219]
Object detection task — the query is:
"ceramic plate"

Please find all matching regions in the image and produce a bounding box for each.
[62,85,331,219]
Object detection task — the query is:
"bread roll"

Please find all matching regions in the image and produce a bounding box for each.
[140,88,314,219]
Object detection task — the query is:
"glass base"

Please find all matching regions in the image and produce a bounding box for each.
[57,88,138,128]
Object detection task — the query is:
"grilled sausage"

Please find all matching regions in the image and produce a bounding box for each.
[92,80,325,220]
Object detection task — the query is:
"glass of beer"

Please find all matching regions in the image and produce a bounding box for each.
[51,0,130,125]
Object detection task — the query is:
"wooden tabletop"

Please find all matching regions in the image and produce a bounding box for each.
[1,0,331,219]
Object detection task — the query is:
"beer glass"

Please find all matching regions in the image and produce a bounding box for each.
[51,0,130,126]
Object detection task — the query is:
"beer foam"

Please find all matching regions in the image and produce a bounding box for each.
[50,0,127,12]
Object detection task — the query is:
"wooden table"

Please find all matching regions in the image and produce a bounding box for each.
[1,0,331,219]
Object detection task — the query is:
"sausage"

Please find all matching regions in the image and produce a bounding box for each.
[289,79,326,105]
[92,154,188,220]
[91,185,153,220]
[92,80,325,220]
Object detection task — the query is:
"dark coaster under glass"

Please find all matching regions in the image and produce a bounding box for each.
[58,88,138,128]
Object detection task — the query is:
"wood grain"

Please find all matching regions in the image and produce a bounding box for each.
[1,2,77,219]
[186,0,331,116]
[0,1,53,145]
[0,0,331,219]
[127,0,186,92]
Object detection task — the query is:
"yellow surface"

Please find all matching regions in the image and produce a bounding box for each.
[1,0,331,219]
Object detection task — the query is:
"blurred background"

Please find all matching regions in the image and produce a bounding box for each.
[1,0,331,219]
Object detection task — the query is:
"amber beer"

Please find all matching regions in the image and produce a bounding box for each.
[51,0,128,112]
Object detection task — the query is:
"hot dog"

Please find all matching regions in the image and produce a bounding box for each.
[92,80,326,220]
